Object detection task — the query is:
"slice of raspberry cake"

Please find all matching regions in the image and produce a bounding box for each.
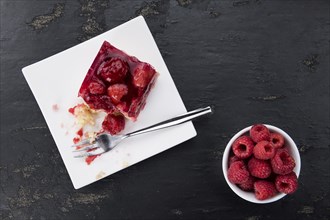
[78,41,158,121]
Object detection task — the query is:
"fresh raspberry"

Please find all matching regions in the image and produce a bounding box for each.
[250,124,270,143]
[270,132,285,148]
[232,136,254,159]
[98,58,128,83]
[253,141,275,160]
[102,114,125,135]
[88,82,105,95]
[228,155,241,167]
[227,161,250,184]
[107,84,128,104]
[254,180,277,200]
[248,157,272,179]
[238,176,255,192]
[275,172,298,194]
[132,63,156,88]
[271,149,295,175]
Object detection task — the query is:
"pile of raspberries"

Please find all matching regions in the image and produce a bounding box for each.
[227,124,298,200]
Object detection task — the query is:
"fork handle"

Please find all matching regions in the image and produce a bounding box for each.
[126,106,213,138]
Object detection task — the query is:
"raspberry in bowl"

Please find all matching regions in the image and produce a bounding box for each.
[222,124,301,204]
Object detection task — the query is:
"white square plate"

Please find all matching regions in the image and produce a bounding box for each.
[22,16,196,189]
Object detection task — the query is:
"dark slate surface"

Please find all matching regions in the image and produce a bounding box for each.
[1,0,329,219]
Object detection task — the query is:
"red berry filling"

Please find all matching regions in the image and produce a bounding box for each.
[85,148,99,165]
[86,155,98,165]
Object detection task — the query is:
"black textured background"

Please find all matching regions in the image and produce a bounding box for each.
[1,0,329,219]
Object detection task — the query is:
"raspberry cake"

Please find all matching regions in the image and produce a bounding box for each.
[78,41,158,121]
[70,41,158,164]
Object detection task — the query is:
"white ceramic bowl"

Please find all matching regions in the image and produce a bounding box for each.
[222,124,301,204]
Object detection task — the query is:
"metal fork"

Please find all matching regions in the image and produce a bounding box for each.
[72,106,213,158]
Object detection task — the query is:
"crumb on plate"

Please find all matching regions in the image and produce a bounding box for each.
[96,171,106,180]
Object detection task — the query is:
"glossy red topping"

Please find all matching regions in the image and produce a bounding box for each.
[78,41,158,120]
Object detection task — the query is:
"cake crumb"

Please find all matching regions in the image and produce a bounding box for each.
[96,171,106,180]
[122,161,130,168]
[71,103,96,127]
